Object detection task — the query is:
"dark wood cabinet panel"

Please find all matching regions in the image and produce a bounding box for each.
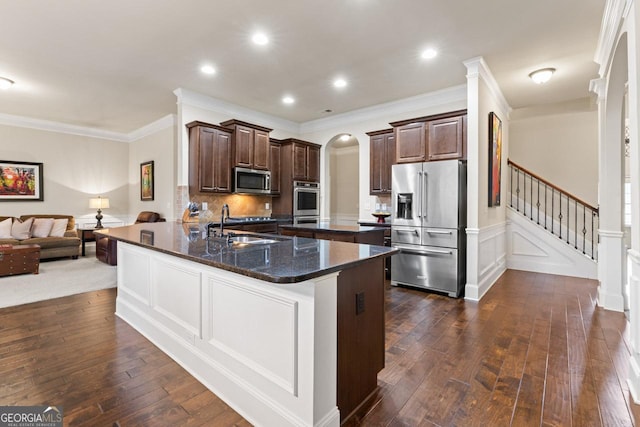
[368,130,395,194]
[307,145,320,182]
[272,138,322,216]
[187,121,232,194]
[221,119,272,171]
[292,143,308,180]
[427,116,464,160]
[269,140,281,195]
[254,130,270,170]
[234,125,254,168]
[390,110,467,164]
[395,122,426,163]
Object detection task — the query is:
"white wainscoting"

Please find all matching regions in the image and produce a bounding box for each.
[115,242,340,427]
[506,208,597,280]
[465,222,507,301]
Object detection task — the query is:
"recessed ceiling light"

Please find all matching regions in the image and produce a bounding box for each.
[421,48,438,59]
[252,32,269,46]
[529,67,556,84]
[333,78,347,89]
[282,96,295,105]
[0,77,15,90]
[200,65,216,75]
[340,134,350,142]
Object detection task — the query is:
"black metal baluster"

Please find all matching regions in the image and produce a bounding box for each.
[574,199,577,249]
[523,172,527,216]
[566,193,570,244]
[591,210,595,260]
[551,188,555,235]
[544,185,548,230]
[559,192,563,239]
[510,165,514,208]
[536,179,540,224]
[582,205,587,255]
[516,169,520,212]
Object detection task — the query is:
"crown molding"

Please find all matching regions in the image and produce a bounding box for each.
[594,0,628,77]
[463,56,512,119]
[0,112,130,142]
[128,114,175,141]
[174,88,300,134]
[299,84,467,134]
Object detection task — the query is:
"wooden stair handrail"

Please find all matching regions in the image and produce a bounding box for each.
[507,159,599,213]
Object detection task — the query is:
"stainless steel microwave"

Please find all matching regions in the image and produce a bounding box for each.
[233,167,271,195]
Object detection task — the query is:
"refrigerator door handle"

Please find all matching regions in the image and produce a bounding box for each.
[395,229,419,236]
[417,171,423,219]
[424,229,453,235]
[423,171,428,223]
[394,245,453,256]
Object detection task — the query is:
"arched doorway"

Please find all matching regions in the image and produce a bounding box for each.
[597,33,628,312]
[326,134,360,225]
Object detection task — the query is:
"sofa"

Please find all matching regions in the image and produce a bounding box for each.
[0,214,81,260]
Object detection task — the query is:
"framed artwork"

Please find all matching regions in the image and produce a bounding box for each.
[0,160,44,201]
[140,230,155,245]
[140,160,154,201]
[488,112,502,207]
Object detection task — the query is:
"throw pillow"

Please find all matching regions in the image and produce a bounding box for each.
[0,217,12,239]
[49,218,69,237]
[32,218,55,238]
[11,217,34,240]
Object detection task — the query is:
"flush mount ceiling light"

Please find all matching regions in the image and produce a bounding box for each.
[282,96,295,105]
[200,64,216,75]
[421,48,438,60]
[340,134,350,142]
[0,77,15,90]
[333,78,347,89]
[252,32,269,46]
[528,67,556,84]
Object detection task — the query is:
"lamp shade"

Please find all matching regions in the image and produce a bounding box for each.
[89,197,110,209]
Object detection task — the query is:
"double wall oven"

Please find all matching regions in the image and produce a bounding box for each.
[293,181,320,225]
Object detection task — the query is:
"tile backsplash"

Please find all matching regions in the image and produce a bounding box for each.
[186,193,272,222]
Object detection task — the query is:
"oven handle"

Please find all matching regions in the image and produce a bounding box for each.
[393,245,452,256]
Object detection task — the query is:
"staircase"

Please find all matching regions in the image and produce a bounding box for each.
[506,160,598,279]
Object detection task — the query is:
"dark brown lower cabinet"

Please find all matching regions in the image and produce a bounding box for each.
[337,258,385,422]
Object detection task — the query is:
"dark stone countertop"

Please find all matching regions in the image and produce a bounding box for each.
[278,222,387,234]
[95,222,397,284]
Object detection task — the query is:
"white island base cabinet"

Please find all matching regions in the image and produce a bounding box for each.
[115,242,340,427]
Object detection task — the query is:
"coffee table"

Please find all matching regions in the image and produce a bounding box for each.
[0,244,41,277]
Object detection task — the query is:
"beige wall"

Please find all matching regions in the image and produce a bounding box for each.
[329,145,359,223]
[509,108,598,206]
[0,124,129,224]
[128,126,176,221]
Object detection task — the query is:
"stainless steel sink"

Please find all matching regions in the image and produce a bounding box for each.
[231,235,279,245]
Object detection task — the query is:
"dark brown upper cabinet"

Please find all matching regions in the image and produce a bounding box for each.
[367,129,395,194]
[186,121,232,194]
[220,119,272,171]
[390,110,467,164]
[269,139,281,195]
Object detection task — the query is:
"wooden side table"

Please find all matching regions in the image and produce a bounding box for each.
[0,244,41,277]
[78,228,97,256]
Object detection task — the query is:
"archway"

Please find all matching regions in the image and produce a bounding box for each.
[598,32,628,312]
[325,134,360,225]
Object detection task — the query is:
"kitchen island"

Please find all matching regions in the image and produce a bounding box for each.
[279,222,386,245]
[96,222,396,427]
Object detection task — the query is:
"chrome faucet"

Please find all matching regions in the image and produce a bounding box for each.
[220,204,230,235]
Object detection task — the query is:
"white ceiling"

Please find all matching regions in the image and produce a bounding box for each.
[0,0,604,133]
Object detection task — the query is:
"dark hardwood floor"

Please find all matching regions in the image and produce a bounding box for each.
[0,270,636,426]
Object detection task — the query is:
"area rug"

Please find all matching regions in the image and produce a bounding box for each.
[0,243,116,308]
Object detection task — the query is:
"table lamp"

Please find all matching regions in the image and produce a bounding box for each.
[89,196,110,229]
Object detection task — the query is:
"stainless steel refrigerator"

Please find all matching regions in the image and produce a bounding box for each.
[391,160,466,297]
